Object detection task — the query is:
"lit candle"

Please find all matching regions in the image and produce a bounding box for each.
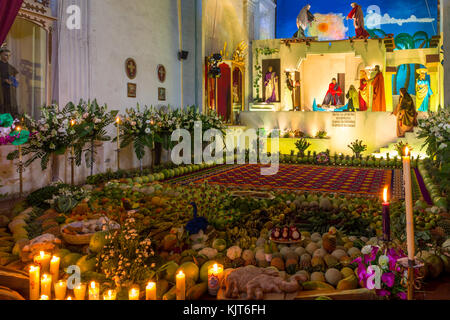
[50,256,60,282]
[403,147,415,261]
[146,282,156,300]
[176,271,186,300]
[129,285,140,300]
[208,263,224,296]
[16,126,22,162]
[34,251,51,273]
[54,280,67,300]
[103,289,117,300]
[29,265,40,300]
[88,281,100,300]
[40,274,52,299]
[74,283,86,300]
[40,295,49,300]
[382,187,391,242]
[116,116,121,150]
[70,120,76,157]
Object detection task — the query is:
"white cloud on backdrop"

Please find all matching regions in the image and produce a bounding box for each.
[366,12,435,29]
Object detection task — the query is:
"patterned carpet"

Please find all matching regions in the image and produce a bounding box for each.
[168,164,396,198]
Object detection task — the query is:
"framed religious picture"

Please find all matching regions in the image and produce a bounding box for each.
[157,64,166,83]
[158,87,166,101]
[262,59,281,103]
[127,83,137,98]
[125,58,137,80]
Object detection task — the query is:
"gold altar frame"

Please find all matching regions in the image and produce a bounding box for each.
[16,0,57,106]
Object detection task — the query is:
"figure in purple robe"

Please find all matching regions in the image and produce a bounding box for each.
[264,66,279,103]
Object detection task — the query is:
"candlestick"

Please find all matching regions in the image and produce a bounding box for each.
[208,263,224,296]
[103,289,117,300]
[40,274,52,299]
[50,256,60,282]
[34,251,51,273]
[74,283,86,300]
[88,281,100,300]
[176,271,186,300]
[116,116,121,171]
[403,147,415,301]
[146,282,156,300]
[29,265,40,300]
[129,285,140,300]
[54,280,67,300]
[70,120,76,185]
[382,187,391,242]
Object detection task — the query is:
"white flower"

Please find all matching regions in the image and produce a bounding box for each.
[145,128,151,134]
[82,113,89,119]
[378,255,390,269]
[361,245,373,255]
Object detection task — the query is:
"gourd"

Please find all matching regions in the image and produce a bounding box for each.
[0,267,29,299]
[55,196,78,214]
[0,285,25,300]
[156,279,170,300]
[186,282,208,300]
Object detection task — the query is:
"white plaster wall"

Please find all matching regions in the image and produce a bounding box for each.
[239,111,398,155]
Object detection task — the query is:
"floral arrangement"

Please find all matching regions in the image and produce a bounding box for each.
[97,212,156,288]
[0,113,18,145]
[70,100,118,174]
[417,107,450,166]
[353,245,412,300]
[348,139,368,158]
[316,152,330,165]
[118,105,156,161]
[295,138,311,156]
[7,105,75,170]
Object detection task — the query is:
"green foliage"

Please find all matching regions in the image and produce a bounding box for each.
[315,130,328,139]
[394,141,412,157]
[295,138,311,155]
[347,139,367,157]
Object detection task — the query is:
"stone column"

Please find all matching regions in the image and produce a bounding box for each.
[244,0,259,110]
[443,0,450,106]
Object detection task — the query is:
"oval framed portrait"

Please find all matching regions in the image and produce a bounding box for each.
[125,58,137,80]
[157,64,166,83]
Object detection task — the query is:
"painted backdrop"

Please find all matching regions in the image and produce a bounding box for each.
[276,0,438,40]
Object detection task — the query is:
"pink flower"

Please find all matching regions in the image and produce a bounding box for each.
[381,272,395,288]
[376,289,391,297]
[397,292,407,300]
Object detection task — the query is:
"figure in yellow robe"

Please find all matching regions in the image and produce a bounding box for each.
[416,69,433,112]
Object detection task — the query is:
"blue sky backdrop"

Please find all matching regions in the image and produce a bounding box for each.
[276,0,438,39]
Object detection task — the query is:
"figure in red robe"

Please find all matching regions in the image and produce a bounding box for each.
[347,3,370,39]
[322,78,343,106]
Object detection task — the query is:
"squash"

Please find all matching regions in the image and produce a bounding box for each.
[302,281,335,291]
[0,267,29,299]
[186,282,208,300]
[0,285,25,300]
[156,279,170,300]
[162,286,177,300]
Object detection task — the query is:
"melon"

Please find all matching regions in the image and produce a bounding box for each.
[199,261,216,282]
[176,262,200,283]
[89,231,109,254]
[341,267,355,278]
[164,262,179,282]
[76,255,97,273]
[425,255,444,279]
[61,253,82,269]
[325,268,343,286]
[53,249,71,260]
[212,239,227,252]
[310,271,325,282]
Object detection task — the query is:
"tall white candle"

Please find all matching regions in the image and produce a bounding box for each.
[40,274,52,299]
[403,147,415,260]
[54,280,67,300]
[29,265,40,300]
[50,256,60,282]
[116,117,121,150]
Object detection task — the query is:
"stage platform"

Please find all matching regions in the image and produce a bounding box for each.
[238,111,427,156]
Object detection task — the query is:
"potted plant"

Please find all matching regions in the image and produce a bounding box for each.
[348,139,368,159]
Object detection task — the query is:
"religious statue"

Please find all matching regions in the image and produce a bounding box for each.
[233,82,240,104]
[393,88,418,138]
[358,70,369,111]
[295,4,315,39]
[264,66,279,103]
[0,48,19,116]
[370,65,386,112]
[416,69,433,112]
[346,85,359,111]
[284,72,299,111]
[322,78,343,106]
[346,3,370,39]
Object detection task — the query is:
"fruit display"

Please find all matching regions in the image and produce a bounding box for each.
[0,163,448,301]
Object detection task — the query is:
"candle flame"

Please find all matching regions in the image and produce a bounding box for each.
[383,187,388,203]
[90,281,96,289]
[71,119,76,126]
[213,264,219,272]
[16,126,21,132]
[51,256,60,262]
[67,296,72,300]
[40,295,49,300]
[116,116,121,124]
[146,282,155,290]
[404,147,409,157]
[177,270,185,277]
[40,251,45,258]
[42,274,50,280]
[58,280,65,286]
[29,265,38,272]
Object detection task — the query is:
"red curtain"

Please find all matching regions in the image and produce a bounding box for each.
[0,0,23,45]
[217,63,231,121]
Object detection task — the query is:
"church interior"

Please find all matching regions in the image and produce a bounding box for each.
[0,0,449,304]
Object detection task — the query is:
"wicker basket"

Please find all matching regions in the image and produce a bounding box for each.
[60,226,94,245]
